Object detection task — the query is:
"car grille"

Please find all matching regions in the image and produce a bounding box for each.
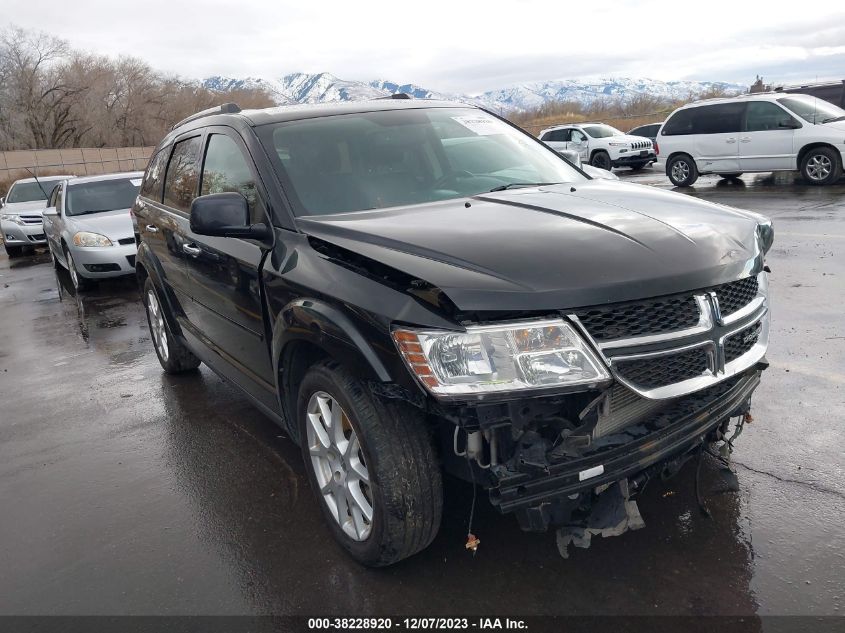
[575,293,700,342]
[126,255,136,267]
[118,237,136,246]
[724,321,762,363]
[715,277,758,316]
[572,274,766,397]
[630,141,651,150]
[27,233,46,242]
[19,215,42,225]
[615,347,710,390]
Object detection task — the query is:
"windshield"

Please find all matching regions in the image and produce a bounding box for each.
[6,180,63,204]
[583,124,623,138]
[66,178,141,217]
[257,108,584,216]
[777,96,845,124]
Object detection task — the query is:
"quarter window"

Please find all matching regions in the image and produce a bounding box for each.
[140,149,168,202]
[200,134,263,223]
[163,137,203,213]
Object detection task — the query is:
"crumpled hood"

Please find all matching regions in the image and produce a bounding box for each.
[2,200,48,216]
[297,180,764,312]
[67,208,134,239]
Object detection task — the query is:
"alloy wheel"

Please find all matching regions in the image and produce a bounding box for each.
[672,160,690,183]
[146,289,169,362]
[806,154,832,181]
[306,391,373,541]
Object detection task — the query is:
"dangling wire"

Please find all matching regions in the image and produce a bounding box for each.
[465,454,480,554]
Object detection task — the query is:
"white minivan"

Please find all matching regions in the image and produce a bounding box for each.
[657,93,845,186]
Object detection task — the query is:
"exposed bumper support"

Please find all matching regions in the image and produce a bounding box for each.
[489,369,762,528]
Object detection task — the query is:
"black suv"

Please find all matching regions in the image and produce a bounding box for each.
[134,99,773,566]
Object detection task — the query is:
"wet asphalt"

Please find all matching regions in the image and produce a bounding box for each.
[0,169,842,621]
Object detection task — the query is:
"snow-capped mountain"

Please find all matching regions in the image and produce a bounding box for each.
[202,72,746,113]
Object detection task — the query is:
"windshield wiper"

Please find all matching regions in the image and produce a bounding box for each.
[821,115,845,124]
[488,182,560,192]
[73,208,118,216]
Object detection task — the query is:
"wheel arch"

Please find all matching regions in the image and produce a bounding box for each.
[797,142,842,168]
[271,298,394,443]
[665,151,697,175]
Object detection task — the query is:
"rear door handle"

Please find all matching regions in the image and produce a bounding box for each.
[145,225,158,233]
[740,137,751,143]
[182,244,201,256]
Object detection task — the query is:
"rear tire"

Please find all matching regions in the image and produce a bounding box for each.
[591,150,611,171]
[143,277,201,374]
[297,360,443,567]
[800,147,842,186]
[4,244,23,258]
[718,173,744,179]
[667,154,699,187]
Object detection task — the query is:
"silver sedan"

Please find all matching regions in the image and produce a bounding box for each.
[43,172,142,291]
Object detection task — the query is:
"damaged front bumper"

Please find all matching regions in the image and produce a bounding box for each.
[487,368,762,531]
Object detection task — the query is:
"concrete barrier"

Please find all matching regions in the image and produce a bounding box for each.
[0,146,155,184]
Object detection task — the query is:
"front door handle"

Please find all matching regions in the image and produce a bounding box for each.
[182,243,201,257]
[726,138,737,144]
[145,225,158,233]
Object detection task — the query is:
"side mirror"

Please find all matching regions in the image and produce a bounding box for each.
[189,193,271,240]
[43,206,57,216]
[0,197,4,207]
[779,119,800,129]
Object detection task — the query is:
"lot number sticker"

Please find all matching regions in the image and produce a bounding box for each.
[451,115,503,136]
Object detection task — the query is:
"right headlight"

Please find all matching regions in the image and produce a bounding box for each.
[393,319,610,396]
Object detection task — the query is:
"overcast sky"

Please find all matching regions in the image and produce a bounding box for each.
[6,0,845,93]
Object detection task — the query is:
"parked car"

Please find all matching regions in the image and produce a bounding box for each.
[627,122,663,143]
[135,99,772,566]
[1,175,74,257]
[538,123,656,170]
[43,172,142,291]
[658,92,845,186]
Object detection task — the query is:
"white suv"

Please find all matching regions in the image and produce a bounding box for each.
[657,93,845,186]
[538,123,656,171]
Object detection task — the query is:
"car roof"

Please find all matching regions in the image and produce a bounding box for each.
[159,98,480,149]
[66,171,144,186]
[540,121,614,132]
[11,175,75,185]
[680,92,813,109]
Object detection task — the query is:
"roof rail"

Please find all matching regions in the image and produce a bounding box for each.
[376,93,412,100]
[171,102,241,130]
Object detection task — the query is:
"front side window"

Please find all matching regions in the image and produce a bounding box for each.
[6,179,64,203]
[777,96,845,124]
[582,124,623,138]
[163,136,203,213]
[200,134,263,223]
[745,101,797,132]
[65,178,141,217]
[258,108,584,216]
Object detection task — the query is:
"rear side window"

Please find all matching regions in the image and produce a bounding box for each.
[163,136,203,213]
[200,134,264,223]
[140,149,168,202]
[662,104,744,135]
[542,129,569,142]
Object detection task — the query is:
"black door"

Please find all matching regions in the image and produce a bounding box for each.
[139,138,202,319]
[180,129,275,404]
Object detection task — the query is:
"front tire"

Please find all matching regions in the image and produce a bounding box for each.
[298,360,443,567]
[591,150,612,171]
[143,277,201,374]
[4,244,23,258]
[64,247,94,291]
[668,154,699,186]
[801,147,842,186]
[717,173,744,179]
